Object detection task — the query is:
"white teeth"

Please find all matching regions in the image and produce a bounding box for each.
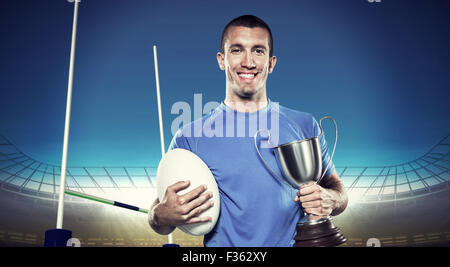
[239,73,255,78]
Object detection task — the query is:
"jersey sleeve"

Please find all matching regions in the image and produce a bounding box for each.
[312,117,336,180]
[168,128,194,152]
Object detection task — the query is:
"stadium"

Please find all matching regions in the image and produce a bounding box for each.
[0,134,449,247]
[2,0,449,248]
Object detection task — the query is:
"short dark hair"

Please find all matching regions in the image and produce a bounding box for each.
[220,15,274,57]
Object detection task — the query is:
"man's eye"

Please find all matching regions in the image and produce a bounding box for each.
[255,49,265,55]
[231,48,241,53]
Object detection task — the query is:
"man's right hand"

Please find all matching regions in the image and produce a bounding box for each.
[152,180,214,229]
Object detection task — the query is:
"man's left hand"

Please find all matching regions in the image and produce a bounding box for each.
[294,181,337,216]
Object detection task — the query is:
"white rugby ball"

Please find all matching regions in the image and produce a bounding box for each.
[156,148,220,236]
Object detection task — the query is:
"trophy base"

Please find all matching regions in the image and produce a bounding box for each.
[293,216,346,247]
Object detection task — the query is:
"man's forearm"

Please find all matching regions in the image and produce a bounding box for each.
[326,187,347,216]
[148,198,176,235]
[320,171,348,216]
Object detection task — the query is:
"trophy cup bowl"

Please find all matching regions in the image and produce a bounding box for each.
[255,116,346,247]
[274,137,323,187]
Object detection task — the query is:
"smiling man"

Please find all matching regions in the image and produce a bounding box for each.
[148,15,348,247]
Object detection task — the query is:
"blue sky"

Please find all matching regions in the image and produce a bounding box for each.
[1,0,449,167]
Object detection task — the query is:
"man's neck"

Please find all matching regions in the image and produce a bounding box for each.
[224,90,268,113]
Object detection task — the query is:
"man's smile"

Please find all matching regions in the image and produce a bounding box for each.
[237,72,258,81]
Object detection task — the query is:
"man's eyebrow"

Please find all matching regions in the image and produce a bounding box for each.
[228,44,267,50]
[252,45,267,50]
[229,44,244,49]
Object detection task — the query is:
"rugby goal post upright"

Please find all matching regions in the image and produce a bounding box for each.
[44,0,81,247]
[153,45,179,247]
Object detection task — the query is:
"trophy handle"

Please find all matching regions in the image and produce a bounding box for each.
[317,116,338,184]
[254,129,292,188]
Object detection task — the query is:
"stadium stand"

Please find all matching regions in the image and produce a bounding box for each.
[0,134,449,246]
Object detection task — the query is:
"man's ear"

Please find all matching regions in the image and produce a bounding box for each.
[268,56,277,74]
[217,52,225,71]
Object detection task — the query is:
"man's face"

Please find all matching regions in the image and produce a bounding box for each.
[217,26,277,98]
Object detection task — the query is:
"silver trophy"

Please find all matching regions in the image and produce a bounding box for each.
[254,116,346,247]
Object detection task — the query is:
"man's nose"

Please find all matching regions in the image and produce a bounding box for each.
[241,51,256,69]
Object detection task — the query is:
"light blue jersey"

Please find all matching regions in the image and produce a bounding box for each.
[168,99,335,247]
